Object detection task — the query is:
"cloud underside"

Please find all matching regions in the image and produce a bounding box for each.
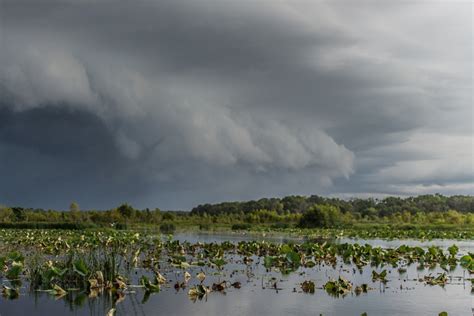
[0,0,472,209]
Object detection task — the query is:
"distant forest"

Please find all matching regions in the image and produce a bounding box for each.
[190,194,474,216]
[0,194,473,230]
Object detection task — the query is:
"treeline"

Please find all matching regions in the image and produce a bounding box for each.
[0,203,163,226]
[296,204,474,228]
[191,194,474,217]
[0,194,472,230]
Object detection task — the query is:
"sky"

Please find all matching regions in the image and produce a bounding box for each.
[0,0,472,210]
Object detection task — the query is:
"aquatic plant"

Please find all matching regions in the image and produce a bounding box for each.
[0,228,471,308]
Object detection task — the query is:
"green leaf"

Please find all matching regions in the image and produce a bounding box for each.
[305,260,316,268]
[447,245,458,257]
[6,265,22,280]
[211,258,226,268]
[280,244,293,254]
[460,255,472,266]
[264,256,275,268]
[140,275,160,293]
[286,251,301,267]
[73,259,89,277]
[50,266,68,277]
[8,252,24,263]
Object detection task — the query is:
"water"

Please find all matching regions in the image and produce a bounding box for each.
[172,232,474,252]
[1,233,472,316]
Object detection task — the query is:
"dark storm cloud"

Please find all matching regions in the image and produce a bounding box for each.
[0,106,155,208]
[0,0,472,209]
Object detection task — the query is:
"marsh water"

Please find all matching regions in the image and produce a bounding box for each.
[1,232,472,316]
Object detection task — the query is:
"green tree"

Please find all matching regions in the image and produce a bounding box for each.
[298,204,342,228]
[11,207,26,222]
[117,203,135,219]
[0,206,13,222]
[69,201,81,222]
[70,202,80,212]
[162,212,175,221]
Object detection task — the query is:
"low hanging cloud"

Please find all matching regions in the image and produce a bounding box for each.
[0,0,471,209]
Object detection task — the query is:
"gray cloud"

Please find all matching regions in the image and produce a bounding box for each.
[0,0,472,209]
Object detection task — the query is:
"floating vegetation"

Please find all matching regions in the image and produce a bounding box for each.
[188,284,211,301]
[49,284,67,298]
[0,228,471,312]
[140,275,161,293]
[301,280,315,293]
[423,273,448,286]
[397,267,407,274]
[371,270,388,283]
[196,271,206,282]
[256,226,474,240]
[211,281,227,292]
[459,253,474,273]
[354,284,369,295]
[323,277,352,297]
[2,285,19,299]
[156,272,167,284]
